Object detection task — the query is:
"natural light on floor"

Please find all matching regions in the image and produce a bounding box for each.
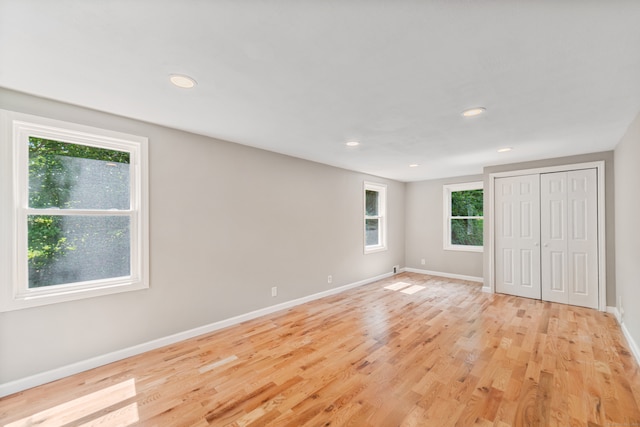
[5,378,139,427]
[384,281,425,294]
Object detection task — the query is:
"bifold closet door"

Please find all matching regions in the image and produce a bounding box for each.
[540,169,598,309]
[495,174,541,299]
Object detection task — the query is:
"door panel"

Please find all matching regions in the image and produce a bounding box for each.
[572,199,587,240]
[541,173,568,304]
[550,200,564,239]
[573,253,588,294]
[567,169,598,308]
[521,201,533,238]
[550,251,565,292]
[521,249,533,287]
[540,169,598,308]
[495,175,541,299]
[503,249,513,285]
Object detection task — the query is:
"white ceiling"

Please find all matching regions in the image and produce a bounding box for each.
[2,1,640,182]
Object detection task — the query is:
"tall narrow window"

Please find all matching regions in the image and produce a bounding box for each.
[0,111,149,311]
[443,182,483,252]
[364,182,387,253]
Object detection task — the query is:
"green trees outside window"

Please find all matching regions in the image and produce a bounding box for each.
[450,189,483,247]
[28,137,131,288]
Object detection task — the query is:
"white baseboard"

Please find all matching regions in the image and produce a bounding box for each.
[404,267,483,283]
[0,271,394,398]
[621,322,640,368]
[607,306,640,368]
[481,286,493,293]
[607,306,622,323]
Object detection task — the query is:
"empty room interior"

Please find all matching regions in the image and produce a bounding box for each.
[1,1,640,426]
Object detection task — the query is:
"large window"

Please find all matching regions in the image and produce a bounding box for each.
[443,182,483,252]
[0,111,149,311]
[364,181,387,254]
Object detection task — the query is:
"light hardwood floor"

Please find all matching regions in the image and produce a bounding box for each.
[1,272,640,426]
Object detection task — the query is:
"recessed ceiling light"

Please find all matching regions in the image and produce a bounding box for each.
[409,164,419,168]
[345,141,360,147]
[462,107,486,117]
[169,74,197,89]
[497,147,513,153]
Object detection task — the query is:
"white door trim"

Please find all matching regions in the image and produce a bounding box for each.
[487,161,606,311]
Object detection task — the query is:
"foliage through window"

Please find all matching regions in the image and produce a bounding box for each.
[0,111,149,311]
[364,182,387,253]
[28,138,132,288]
[443,182,483,252]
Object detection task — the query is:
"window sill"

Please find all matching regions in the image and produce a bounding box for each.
[365,245,388,254]
[444,245,484,253]
[1,278,148,312]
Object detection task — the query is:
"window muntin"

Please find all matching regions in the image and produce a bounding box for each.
[364,182,387,253]
[1,111,149,311]
[444,182,483,252]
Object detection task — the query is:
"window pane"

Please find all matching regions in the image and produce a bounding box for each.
[28,215,131,288]
[365,190,379,216]
[451,218,483,246]
[365,218,379,246]
[29,137,130,210]
[451,189,483,217]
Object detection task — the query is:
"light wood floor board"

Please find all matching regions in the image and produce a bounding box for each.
[1,272,640,426]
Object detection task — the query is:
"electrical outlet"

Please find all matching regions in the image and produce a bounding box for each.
[393,265,400,274]
[421,259,426,265]
[327,275,332,284]
[271,286,277,297]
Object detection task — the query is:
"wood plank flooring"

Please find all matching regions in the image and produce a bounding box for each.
[2,272,640,426]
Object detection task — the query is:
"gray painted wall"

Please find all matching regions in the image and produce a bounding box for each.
[483,151,616,305]
[1,85,633,389]
[0,88,405,383]
[614,112,640,349]
[405,175,484,278]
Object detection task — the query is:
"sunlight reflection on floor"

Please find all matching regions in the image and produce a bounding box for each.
[5,378,138,427]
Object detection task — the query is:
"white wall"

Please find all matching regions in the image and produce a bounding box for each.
[405,175,484,278]
[0,88,405,385]
[614,111,640,352]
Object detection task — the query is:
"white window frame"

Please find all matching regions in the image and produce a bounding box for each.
[364,181,387,254]
[443,181,484,253]
[0,110,149,312]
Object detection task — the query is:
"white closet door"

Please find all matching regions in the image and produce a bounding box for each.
[495,174,541,299]
[541,172,569,304]
[567,169,599,308]
[541,169,598,308]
